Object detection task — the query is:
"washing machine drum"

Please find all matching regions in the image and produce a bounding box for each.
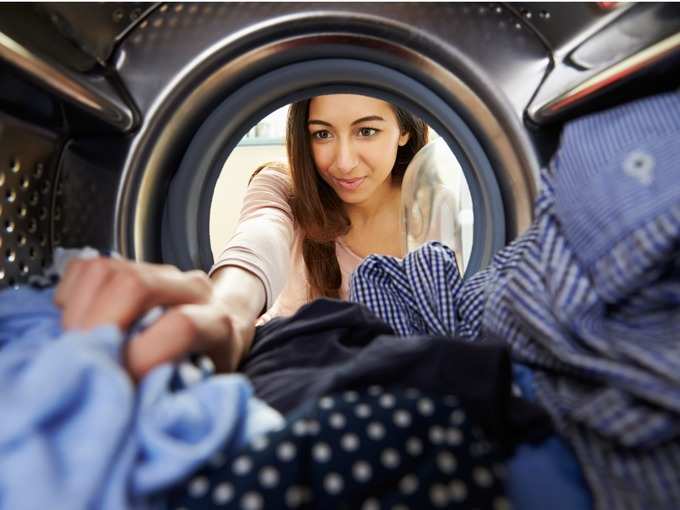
[2,3,546,287]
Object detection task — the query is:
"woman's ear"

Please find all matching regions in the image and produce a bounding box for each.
[398,131,410,147]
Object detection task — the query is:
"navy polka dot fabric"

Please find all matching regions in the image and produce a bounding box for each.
[162,387,510,509]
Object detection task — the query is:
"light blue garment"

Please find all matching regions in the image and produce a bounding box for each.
[0,286,283,510]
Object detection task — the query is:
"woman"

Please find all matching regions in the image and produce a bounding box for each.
[54,94,428,379]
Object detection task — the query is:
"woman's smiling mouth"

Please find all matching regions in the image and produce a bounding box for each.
[333,176,366,191]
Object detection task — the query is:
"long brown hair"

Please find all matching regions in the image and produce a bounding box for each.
[287,96,428,299]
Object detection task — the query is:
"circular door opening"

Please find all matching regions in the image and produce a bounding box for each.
[163,59,506,276]
[210,103,476,274]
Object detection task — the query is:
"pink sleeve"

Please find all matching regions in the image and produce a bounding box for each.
[209,166,294,310]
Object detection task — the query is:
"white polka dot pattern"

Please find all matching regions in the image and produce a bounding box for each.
[324,473,344,494]
[355,403,371,418]
[353,461,373,482]
[394,409,412,427]
[312,442,332,463]
[259,466,279,488]
[319,396,335,410]
[418,398,434,416]
[188,476,209,498]
[381,448,401,469]
[167,388,504,510]
[429,426,445,444]
[447,428,463,446]
[329,413,346,429]
[277,441,296,462]
[232,456,252,476]
[379,393,396,408]
[240,491,263,510]
[341,433,360,451]
[367,422,385,440]
[399,474,419,495]
[430,483,449,507]
[212,482,233,504]
[437,451,458,474]
[250,435,269,451]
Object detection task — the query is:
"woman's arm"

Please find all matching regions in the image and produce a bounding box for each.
[211,164,294,310]
[204,265,266,372]
[54,165,294,380]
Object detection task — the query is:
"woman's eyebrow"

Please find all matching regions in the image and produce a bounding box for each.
[307,115,386,127]
[351,115,385,125]
[307,119,332,127]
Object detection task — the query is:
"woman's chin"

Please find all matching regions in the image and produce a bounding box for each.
[335,188,370,204]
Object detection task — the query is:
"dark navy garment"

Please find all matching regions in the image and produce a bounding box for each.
[350,91,680,510]
[238,298,394,414]
[239,298,552,451]
[163,387,510,510]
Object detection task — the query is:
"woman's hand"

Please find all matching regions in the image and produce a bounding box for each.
[54,257,260,381]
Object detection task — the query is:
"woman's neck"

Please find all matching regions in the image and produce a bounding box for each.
[341,181,404,258]
[344,180,401,228]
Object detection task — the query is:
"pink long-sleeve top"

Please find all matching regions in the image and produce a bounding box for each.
[209,165,363,324]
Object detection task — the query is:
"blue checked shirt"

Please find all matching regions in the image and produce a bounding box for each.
[350,91,680,510]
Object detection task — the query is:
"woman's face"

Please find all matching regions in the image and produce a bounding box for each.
[307,94,410,205]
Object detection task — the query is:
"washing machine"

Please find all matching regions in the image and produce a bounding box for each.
[1,2,679,289]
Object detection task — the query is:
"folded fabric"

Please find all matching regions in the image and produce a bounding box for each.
[0,286,283,510]
[239,298,552,451]
[164,387,509,510]
[350,91,680,510]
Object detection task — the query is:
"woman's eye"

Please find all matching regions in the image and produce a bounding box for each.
[358,127,378,137]
[312,130,332,140]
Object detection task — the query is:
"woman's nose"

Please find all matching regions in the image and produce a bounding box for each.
[333,139,359,174]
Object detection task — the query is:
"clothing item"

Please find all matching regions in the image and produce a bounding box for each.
[162,387,509,510]
[507,437,592,510]
[350,92,680,509]
[209,165,364,323]
[350,239,478,339]
[0,286,283,510]
[239,298,552,451]
[507,364,592,510]
[239,298,394,413]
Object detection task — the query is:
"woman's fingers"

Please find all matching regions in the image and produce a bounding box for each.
[52,256,252,381]
[53,257,88,307]
[124,303,235,381]
[55,257,212,332]
[59,259,116,328]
